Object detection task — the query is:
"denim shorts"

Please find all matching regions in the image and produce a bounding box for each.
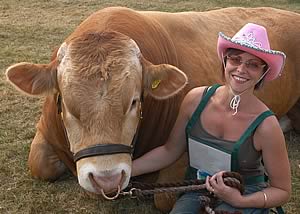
[169,183,269,214]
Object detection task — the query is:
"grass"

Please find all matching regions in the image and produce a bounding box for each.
[1,0,299,213]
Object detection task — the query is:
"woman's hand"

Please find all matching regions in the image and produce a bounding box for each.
[205,171,243,207]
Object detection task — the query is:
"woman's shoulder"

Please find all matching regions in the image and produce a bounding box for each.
[181,86,209,115]
[253,100,279,129]
[184,86,209,104]
[251,105,286,151]
[187,85,207,96]
[254,107,283,142]
[257,113,281,134]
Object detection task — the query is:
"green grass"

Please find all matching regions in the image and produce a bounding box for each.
[1,0,300,213]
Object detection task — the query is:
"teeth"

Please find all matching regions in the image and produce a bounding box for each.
[233,75,247,82]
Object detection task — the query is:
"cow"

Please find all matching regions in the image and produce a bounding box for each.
[6,6,300,211]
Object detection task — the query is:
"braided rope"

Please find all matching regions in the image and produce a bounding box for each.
[124,171,244,213]
[128,171,243,194]
[130,178,205,190]
[131,184,207,197]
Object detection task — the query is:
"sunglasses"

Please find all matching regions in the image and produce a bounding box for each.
[225,55,266,72]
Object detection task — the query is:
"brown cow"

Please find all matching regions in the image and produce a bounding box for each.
[5,6,300,208]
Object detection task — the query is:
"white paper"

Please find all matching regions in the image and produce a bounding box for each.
[188,138,231,176]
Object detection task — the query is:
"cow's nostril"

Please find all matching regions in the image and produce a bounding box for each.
[88,172,98,182]
[88,171,123,194]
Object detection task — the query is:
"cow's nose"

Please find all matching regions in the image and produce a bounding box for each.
[88,170,125,194]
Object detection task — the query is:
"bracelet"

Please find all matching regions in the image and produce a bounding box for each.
[262,191,268,208]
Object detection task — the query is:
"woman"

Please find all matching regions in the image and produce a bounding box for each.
[132,23,291,213]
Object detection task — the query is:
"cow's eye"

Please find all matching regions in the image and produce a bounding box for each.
[131,99,137,109]
[129,98,140,112]
[124,98,139,115]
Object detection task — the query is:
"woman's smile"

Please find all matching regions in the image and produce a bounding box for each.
[232,74,249,83]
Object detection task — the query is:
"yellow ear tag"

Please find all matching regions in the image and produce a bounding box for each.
[151,79,161,89]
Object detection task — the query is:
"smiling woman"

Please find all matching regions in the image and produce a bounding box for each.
[1,1,300,214]
[132,22,291,214]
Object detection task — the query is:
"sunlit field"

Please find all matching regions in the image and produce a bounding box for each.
[1,0,299,213]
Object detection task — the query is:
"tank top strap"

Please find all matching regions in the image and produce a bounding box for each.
[231,110,274,171]
[186,84,221,133]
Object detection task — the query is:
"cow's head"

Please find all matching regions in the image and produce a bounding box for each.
[6,31,187,195]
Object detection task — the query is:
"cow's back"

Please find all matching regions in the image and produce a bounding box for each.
[142,7,300,118]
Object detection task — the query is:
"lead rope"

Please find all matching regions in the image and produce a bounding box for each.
[120,172,244,214]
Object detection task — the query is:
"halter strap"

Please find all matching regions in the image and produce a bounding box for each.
[73,144,133,162]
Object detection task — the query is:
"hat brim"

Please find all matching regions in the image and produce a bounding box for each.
[217,32,286,81]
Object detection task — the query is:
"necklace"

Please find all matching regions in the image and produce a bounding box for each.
[229,94,241,115]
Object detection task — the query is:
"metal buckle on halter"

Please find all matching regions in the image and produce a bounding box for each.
[120,188,138,198]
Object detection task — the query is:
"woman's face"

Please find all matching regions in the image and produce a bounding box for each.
[224,52,266,94]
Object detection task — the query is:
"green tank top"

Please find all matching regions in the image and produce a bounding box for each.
[185,84,274,185]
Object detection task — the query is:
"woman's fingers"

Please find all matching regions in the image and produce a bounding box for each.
[208,171,227,195]
[205,176,215,193]
[216,172,225,186]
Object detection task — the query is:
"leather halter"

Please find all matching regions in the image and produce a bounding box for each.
[56,93,143,162]
[73,144,133,162]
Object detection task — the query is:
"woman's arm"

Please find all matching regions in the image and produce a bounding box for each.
[251,115,291,207]
[132,87,206,177]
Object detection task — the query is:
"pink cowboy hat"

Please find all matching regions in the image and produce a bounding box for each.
[217,23,286,81]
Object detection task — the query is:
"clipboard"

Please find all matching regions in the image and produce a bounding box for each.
[188,138,231,176]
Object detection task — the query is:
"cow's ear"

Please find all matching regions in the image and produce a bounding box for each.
[6,61,58,96]
[142,57,188,99]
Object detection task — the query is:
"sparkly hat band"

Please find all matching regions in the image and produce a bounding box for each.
[218,32,286,58]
